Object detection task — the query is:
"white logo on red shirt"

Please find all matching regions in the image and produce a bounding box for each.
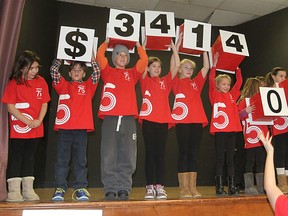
[36,88,42,99]
[124,71,131,81]
[159,80,166,90]
[191,82,198,91]
[78,85,86,95]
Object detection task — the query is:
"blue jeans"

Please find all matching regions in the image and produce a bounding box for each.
[54,129,88,191]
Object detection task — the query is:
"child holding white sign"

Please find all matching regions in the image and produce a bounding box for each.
[139,39,180,200]
[237,77,268,195]
[171,33,210,198]
[50,54,100,201]
[209,53,242,196]
[265,67,288,194]
[96,38,148,201]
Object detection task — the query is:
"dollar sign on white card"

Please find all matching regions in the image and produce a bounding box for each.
[65,29,87,59]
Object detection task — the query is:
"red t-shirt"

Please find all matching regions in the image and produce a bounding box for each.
[2,76,50,138]
[139,72,173,124]
[96,42,147,119]
[276,195,288,216]
[209,67,242,134]
[171,71,208,126]
[53,77,97,131]
[271,117,288,136]
[238,99,269,148]
[98,64,142,119]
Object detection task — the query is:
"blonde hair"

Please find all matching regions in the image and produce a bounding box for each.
[215,74,231,90]
[180,59,196,69]
[239,78,261,102]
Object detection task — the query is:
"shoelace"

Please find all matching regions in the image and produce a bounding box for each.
[55,188,65,194]
[156,188,167,195]
[72,188,90,201]
[146,188,155,194]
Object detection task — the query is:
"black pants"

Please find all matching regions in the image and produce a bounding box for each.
[176,123,202,173]
[7,138,40,178]
[273,132,288,169]
[142,120,168,185]
[245,146,266,173]
[215,132,236,176]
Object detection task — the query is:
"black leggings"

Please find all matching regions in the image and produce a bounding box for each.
[273,132,288,169]
[7,138,40,178]
[245,146,266,173]
[142,120,168,185]
[215,132,236,176]
[176,123,202,173]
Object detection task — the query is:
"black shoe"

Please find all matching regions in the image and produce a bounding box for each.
[105,192,117,201]
[228,176,239,196]
[117,190,129,200]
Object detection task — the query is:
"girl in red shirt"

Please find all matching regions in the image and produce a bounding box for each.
[139,40,180,200]
[209,53,242,196]
[237,77,269,195]
[2,50,50,202]
[172,38,209,198]
[265,67,288,193]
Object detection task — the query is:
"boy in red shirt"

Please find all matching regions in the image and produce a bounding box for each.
[96,38,148,200]
[50,55,100,201]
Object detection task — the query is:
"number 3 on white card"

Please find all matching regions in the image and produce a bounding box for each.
[108,9,141,41]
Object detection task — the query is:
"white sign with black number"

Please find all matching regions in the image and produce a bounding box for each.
[57,26,95,62]
[220,30,249,56]
[259,87,288,116]
[108,8,141,42]
[23,210,102,216]
[145,10,175,37]
[183,19,211,52]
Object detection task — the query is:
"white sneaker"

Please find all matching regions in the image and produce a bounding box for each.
[155,185,167,200]
[145,185,156,200]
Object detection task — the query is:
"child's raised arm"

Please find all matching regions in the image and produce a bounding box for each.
[169,40,180,79]
[201,52,210,78]
[50,59,62,85]
[259,132,283,211]
[233,67,243,91]
[96,38,109,69]
[135,41,148,73]
[90,50,101,84]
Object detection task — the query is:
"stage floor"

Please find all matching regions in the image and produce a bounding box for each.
[0,187,275,216]
[36,186,217,201]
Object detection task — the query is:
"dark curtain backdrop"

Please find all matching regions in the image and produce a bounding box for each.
[0,0,26,201]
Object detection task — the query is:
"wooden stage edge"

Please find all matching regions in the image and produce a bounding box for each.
[0,187,274,216]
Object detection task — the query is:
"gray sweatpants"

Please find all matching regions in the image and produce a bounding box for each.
[101,116,137,194]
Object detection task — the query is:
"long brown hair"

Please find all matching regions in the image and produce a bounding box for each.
[265,67,286,87]
[238,77,261,102]
[9,50,40,86]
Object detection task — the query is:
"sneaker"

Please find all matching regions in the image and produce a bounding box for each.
[117,190,129,201]
[145,185,156,200]
[52,188,65,201]
[72,188,90,201]
[105,191,117,201]
[155,185,167,200]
